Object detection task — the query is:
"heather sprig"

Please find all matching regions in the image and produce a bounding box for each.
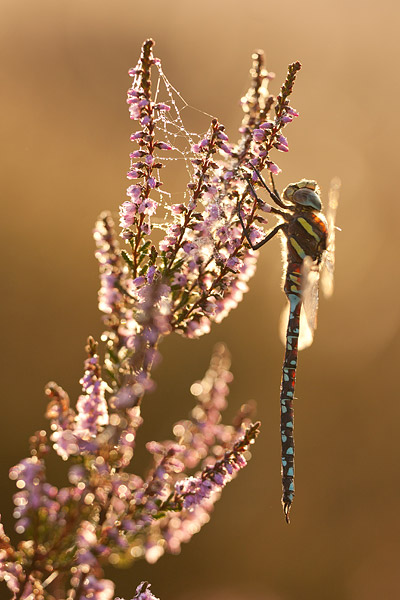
[172,421,260,511]
[0,39,304,600]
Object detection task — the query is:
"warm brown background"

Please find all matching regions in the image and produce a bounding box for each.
[1,1,399,599]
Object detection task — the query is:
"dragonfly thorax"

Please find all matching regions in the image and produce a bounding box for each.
[286,210,328,265]
[283,179,322,211]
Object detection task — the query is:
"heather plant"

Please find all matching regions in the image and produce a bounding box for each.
[0,39,302,600]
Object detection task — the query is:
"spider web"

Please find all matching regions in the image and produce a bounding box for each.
[147,62,217,223]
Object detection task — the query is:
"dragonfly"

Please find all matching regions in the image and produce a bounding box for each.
[238,169,338,523]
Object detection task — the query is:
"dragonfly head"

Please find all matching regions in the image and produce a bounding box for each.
[283,179,322,211]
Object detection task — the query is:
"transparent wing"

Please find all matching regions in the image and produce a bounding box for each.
[320,177,340,298]
[279,256,320,351]
[300,256,320,349]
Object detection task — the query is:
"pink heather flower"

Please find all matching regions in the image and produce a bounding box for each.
[260,121,273,129]
[287,106,299,116]
[278,134,288,147]
[249,226,265,245]
[120,199,138,216]
[130,150,145,159]
[172,273,187,287]
[153,103,170,111]
[139,198,158,216]
[121,229,134,240]
[147,177,157,189]
[259,201,272,213]
[147,266,157,283]
[275,134,289,152]
[113,386,138,410]
[182,241,196,254]
[155,141,172,150]
[141,221,151,235]
[218,142,231,155]
[226,256,240,271]
[133,276,146,287]
[129,103,142,120]
[281,114,293,124]
[127,170,139,179]
[145,155,155,166]
[130,131,144,140]
[170,203,185,215]
[159,238,172,252]
[140,116,151,126]
[253,128,266,142]
[249,157,261,168]
[267,161,281,174]
[127,184,142,199]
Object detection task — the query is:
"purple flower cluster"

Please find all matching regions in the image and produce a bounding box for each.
[246,60,301,177]
[121,344,257,563]
[76,348,109,437]
[94,212,125,320]
[119,39,171,264]
[174,421,260,511]
[45,338,108,460]
[0,39,305,600]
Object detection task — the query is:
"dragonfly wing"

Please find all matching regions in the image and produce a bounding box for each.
[300,256,320,350]
[279,302,316,351]
[321,177,340,298]
[279,257,319,351]
[279,301,289,347]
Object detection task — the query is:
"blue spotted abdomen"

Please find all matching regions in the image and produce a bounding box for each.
[280,264,302,521]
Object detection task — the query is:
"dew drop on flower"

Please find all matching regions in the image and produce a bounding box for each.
[173,424,185,438]
[190,382,203,396]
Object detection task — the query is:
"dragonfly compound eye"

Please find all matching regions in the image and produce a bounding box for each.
[292,187,322,211]
[283,179,321,210]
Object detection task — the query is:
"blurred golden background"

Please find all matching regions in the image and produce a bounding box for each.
[1,1,399,599]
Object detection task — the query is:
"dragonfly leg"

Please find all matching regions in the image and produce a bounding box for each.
[270,173,283,203]
[237,196,255,248]
[237,179,287,250]
[252,223,286,250]
[237,202,285,250]
[253,168,289,209]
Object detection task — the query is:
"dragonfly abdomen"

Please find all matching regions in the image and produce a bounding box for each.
[280,264,302,522]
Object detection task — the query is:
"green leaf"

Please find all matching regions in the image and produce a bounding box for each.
[121,250,135,270]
